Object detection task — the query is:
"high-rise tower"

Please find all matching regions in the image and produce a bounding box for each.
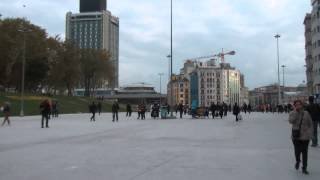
[80,0,106,12]
[66,0,119,88]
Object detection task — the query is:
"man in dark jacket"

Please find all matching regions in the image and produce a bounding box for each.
[126,104,132,117]
[210,103,216,119]
[40,99,51,128]
[306,96,320,147]
[112,101,120,122]
[223,102,228,116]
[89,102,97,122]
[233,103,241,122]
[141,103,146,120]
[97,102,102,115]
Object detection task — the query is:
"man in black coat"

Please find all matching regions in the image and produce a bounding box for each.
[210,102,216,119]
[306,96,320,147]
[178,103,184,119]
[40,99,51,128]
[97,102,102,115]
[233,103,241,122]
[126,104,132,117]
[89,102,97,122]
[112,101,120,122]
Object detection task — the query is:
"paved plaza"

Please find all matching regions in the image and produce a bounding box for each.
[0,112,319,180]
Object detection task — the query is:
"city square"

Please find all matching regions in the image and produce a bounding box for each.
[0,112,319,180]
[1,0,320,179]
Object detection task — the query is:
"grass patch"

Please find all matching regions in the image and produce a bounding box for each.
[0,93,115,117]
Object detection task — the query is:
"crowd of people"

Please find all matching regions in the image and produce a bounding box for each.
[1,96,320,175]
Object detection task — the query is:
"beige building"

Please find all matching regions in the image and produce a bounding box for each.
[167,75,189,106]
[169,60,243,107]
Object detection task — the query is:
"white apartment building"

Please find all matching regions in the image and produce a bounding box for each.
[307,0,320,96]
[189,61,241,107]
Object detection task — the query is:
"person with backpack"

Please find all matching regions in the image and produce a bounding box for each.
[306,96,320,147]
[289,100,313,175]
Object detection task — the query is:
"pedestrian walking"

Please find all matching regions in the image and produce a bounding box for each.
[112,101,120,122]
[1,102,11,126]
[223,102,228,116]
[248,104,252,114]
[167,104,171,115]
[137,104,142,119]
[126,104,132,117]
[233,103,241,122]
[97,102,102,116]
[289,100,313,175]
[243,103,248,114]
[89,102,97,122]
[306,96,320,147]
[40,99,51,128]
[51,100,59,118]
[151,103,160,119]
[141,103,146,120]
[178,103,184,119]
[210,102,216,119]
[218,103,223,119]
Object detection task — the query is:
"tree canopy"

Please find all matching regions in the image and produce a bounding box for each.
[0,18,114,96]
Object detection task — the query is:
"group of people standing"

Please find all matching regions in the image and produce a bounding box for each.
[88,101,120,122]
[255,104,293,113]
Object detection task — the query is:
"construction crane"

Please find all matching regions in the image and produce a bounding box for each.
[188,49,236,63]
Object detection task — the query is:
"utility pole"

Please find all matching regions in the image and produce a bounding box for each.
[169,0,174,117]
[282,65,286,103]
[275,34,281,105]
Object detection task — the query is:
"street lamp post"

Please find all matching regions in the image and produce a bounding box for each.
[19,4,29,117]
[169,0,174,117]
[18,29,27,116]
[275,34,281,105]
[158,73,164,105]
[281,65,286,103]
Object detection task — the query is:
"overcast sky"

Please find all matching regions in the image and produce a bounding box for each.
[0,0,311,92]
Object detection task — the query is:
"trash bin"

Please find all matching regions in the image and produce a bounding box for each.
[160,106,168,119]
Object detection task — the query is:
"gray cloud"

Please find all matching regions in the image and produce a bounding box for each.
[0,0,310,92]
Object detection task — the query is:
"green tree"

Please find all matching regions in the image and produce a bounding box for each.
[79,49,113,96]
[60,41,81,96]
[0,18,49,92]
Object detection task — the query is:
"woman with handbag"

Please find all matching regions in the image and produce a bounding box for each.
[289,100,313,175]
